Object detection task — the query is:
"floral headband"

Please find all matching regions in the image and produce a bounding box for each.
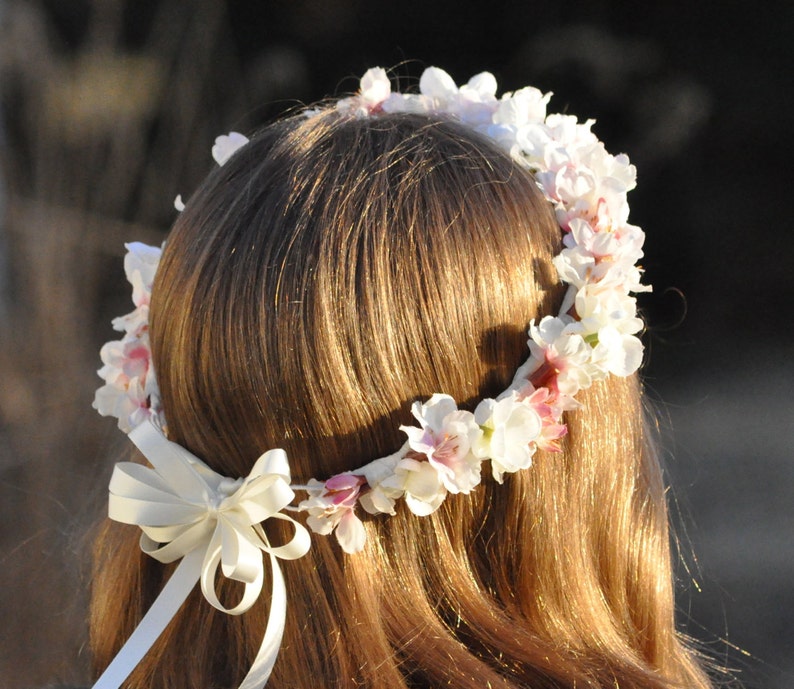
[91,67,648,689]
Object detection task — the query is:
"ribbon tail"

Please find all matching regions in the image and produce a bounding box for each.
[91,548,203,689]
[237,551,288,689]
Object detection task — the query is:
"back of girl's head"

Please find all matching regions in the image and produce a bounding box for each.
[90,109,714,688]
[150,111,561,477]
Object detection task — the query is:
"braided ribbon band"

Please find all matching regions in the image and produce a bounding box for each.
[92,421,311,689]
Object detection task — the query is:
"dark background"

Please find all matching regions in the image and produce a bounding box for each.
[0,1,791,687]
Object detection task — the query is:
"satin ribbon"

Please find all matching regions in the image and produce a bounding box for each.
[92,420,311,689]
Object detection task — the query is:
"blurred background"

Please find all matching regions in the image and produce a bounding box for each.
[0,1,791,687]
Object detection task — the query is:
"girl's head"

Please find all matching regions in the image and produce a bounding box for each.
[91,71,713,689]
[151,111,562,482]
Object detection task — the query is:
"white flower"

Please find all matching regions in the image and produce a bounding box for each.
[124,242,160,302]
[575,284,643,338]
[552,248,594,292]
[451,72,500,125]
[580,146,636,194]
[211,132,249,166]
[473,394,542,482]
[357,452,402,515]
[419,67,459,102]
[513,121,554,162]
[358,485,398,516]
[564,218,618,258]
[359,67,391,108]
[93,376,151,433]
[379,458,448,516]
[93,384,127,431]
[111,303,149,338]
[382,92,433,114]
[591,327,644,377]
[111,243,160,337]
[494,86,551,128]
[544,114,599,153]
[399,394,482,494]
[461,72,498,101]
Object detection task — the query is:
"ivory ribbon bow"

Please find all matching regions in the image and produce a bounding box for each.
[92,420,311,689]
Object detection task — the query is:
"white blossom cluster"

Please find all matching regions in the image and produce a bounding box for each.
[299,68,649,553]
[95,134,250,432]
[93,242,163,433]
[95,69,649,555]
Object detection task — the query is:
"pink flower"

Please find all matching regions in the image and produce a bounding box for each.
[359,67,391,109]
[336,67,395,116]
[94,333,157,433]
[529,317,598,396]
[98,336,151,387]
[518,386,568,453]
[400,394,482,495]
[299,476,367,553]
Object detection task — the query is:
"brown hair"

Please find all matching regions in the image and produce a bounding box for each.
[90,110,713,688]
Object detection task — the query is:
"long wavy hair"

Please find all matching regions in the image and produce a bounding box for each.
[90,110,713,688]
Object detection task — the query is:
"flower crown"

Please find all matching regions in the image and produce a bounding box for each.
[91,67,648,689]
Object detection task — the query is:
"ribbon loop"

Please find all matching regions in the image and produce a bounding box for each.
[96,420,312,689]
